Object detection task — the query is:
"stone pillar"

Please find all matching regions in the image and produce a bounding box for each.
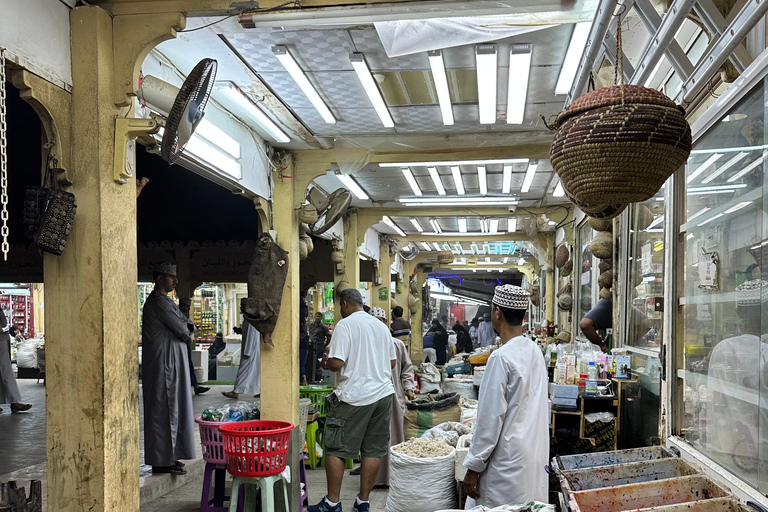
[45,6,139,511]
[410,268,427,364]
[370,237,392,322]
[260,165,300,511]
[334,211,360,324]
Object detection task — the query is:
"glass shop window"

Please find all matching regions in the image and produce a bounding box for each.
[576,221,595,336]
[679,78,768,493]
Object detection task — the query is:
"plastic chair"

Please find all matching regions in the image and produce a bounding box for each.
[229,474,289,512]
[299,386,333,418]
[305,421,319,469]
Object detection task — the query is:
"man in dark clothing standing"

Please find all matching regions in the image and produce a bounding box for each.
[309,311,331,382]
[427,319,449,365]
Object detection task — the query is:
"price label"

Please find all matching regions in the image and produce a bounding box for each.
[698,248,719,290]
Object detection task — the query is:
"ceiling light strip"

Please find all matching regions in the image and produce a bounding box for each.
[272,45,336,124]
[222,84,290,143]
[382,215,407,237]
[428,167,447,195]
[556,22,591,95]
[553,180,565,197]
[458,217,467,233]
[427,50,454,126]
[410,218,424,232]
[335,173,369,200]
[477,165,488,195]
[476,44,498,124]
[401,167,422,196]
[702,152,748,184]
[508,217,517,232]
[450,166,465,195]
[687,153,723,183]
[521,160,538,193]
[502,165,512,194]
[507,44,532,125]
[379,158,528,168]
[350,52,394,128]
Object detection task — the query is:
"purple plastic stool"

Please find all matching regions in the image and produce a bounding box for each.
[299,453,309,510]
[201,462,245,512]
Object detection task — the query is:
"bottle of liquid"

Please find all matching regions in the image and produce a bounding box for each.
[587,361,598,380]
[578,374,587,397]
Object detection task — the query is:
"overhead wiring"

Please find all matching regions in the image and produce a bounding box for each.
[178,1,300,33]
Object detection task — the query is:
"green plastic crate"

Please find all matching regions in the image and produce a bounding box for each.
[300,385,334,418]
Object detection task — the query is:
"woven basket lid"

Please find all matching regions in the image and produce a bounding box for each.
[556,85,681,126]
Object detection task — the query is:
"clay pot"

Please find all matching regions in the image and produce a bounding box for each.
[556,244,570,268]
[561,258,573,277]
[591,231,613,259]
[557,281,572,298]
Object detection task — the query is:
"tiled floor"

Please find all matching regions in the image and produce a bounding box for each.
[139,463,391,512]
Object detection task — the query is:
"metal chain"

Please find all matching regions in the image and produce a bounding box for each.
[0,49,8,261]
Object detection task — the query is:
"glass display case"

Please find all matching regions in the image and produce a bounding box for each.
[674,74,768,494]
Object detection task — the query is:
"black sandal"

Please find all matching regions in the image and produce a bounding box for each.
[152,465,186,475]
[174,461,185,469]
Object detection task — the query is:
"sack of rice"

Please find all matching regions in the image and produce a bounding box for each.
[387,439,457,512]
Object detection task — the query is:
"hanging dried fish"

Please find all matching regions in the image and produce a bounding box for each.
[244,233,289,346]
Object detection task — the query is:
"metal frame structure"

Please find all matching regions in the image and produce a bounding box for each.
[567,0,768,107]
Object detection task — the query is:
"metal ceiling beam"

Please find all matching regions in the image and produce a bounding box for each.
[691,0,754,72]
[631,0,695,80]
[400,234,536,243]
[675,0,768,104]
[631,0,698,85]
[592,0,634,74]
[566,0,616,106]
[602,32,635,81]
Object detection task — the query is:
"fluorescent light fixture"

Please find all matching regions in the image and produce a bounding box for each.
[521,160,538,193]
[401,168,423,196]
[350,52,394,128]
[483,243,491,254]
[728,154,765,182]
[687,153,723,183]
[553,180,565,197]
[724,201,752,214]
[432,242,442,251]
[410,218,424,232]
[336,173,369,200]
[379,158,528,168]
[489,218,499,233]
[686,233,695,240]
[458,217,467,233]
[431,292,458,301]
[222,84,290,143]
[185,135,242,178]
[485,257,491,263]
[272,45,336,124]
[687,184,747,195]
[697,212,725,227]
[454,243,463,254]
[646,215,664,229]
[401,199,519,206]
[400,196,518,204]
[430,218,443,234]
[443,243,452,251]
[508,217,517,232]
[428,167,446,195]
[382,215,407,237]
[687,207,710,221]
[556,22,591,95]
[502,165,512,193]
[507,44,532,125]
[196,119,241,159]
[644,56,666,88]
[503,257,508,264]
[477,165,488,195]
[427,50,454,126]
[476,44,498,124]
[420,242,432,251]
[518,257,526,265]
[480,218,489,233]
[702,152,748,184]
[450,166,465,195]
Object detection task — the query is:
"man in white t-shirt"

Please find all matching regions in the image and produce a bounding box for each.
[309,288,396,512]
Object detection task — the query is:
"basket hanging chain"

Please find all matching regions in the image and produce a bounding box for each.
[0,48,9,262]
[615,10,626,105]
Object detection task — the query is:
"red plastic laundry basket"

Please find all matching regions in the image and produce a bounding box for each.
[196,416,227,464]
[219,420,294,477]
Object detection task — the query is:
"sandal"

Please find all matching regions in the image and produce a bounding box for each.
[174,461,185,469]
[152,465,186,475]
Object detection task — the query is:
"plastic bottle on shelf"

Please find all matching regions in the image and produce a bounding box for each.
[587,361,598,381]
[578,374,587,397]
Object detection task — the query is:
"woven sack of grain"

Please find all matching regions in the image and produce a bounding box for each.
[404,393,461,439]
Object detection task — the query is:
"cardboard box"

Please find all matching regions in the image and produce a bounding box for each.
[552,396,578,408]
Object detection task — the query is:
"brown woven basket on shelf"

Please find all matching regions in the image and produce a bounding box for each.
[548,85,691,218]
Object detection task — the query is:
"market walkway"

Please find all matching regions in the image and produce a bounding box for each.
[0,381,262,510]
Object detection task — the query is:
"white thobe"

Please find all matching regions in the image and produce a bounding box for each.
[233,321,261,395]
[463,335,549,508]
[0,309,21,404]
[477,321,496,347]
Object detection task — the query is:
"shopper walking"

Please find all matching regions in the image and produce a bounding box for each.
[462,285,548,507]
[371,307,416,486]
[142,262,195,475]
[222,299,261,399]
[308,289,396,512]
[477,312,496,347]
[0,308,31,413]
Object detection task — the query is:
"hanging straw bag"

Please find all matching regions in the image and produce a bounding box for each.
[32,160,76,255]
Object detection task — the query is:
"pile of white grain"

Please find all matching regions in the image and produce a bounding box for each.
[392,437,452,458]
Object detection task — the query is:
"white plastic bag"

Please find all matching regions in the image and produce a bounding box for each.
[15,341,38,368]
[443,377,477,400]
[421,363,442,383]
[421,421,473,447]
[386,445,457,512]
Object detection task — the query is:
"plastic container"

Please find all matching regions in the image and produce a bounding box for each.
[568,475,729,512]
[578,374,587,397]
[553,446,676,471]
[219,420,294,477]
[298,398,312,444]
[299,385,334,417]
[559,458,699,492]
[196,416,227,464]
[587,361,598,380]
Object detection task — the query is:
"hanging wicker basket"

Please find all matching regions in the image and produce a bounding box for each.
[561,258,573,277]
[588,217,613,232]
[330,250,344,264]
[548,84,691,216]
[598,259,612,273]
[437,251,454,264]
[301,234,314,254]
[558,294,573,311]
[600,287,613,300]
[557,281,572,298]
[598,270,613,289]
[591,231,614,259]
[299,238,309,260]
[555,244,570,268]
[299,204,319,224]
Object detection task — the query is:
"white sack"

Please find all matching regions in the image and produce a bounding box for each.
[387,446,457,512]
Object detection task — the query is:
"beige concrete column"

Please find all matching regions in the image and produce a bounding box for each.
[545,233,556,325]
[260,163,300,511]
[370,237,392,322]
[410,268,427,364]
[394,261,411,322]
[45,6,139,511]
[334,210,360,323]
